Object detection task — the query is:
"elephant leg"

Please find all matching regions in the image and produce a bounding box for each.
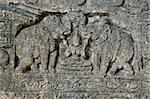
[40,49,49,72]
[48,50,57,73]
[19,54,34,73]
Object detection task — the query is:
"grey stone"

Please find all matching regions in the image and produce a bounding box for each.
[0,0,149,98]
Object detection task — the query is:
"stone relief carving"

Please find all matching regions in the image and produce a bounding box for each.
[14,10,135,77]
[0,0,149,98]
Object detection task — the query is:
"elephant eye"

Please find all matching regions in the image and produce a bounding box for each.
[42,27,50,32]
[43,27,47,31]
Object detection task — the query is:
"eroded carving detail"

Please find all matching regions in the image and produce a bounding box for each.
[0,0,149,98]
[12,9,136,77]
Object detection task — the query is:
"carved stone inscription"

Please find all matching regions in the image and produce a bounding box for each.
[0,0,149,98]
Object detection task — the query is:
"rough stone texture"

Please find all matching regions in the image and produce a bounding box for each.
[0,0,149,98]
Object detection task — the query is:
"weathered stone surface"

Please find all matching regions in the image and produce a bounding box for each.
[0,0,149,98]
